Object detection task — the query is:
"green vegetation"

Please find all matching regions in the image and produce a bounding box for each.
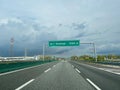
[38,55,55,60]
[97,55,106,62]
[71,54,120,62]
[71,54,120,66]
[71,55,95,62]
[107,54,120,59]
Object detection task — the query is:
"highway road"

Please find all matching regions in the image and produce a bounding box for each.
[70,61,120,90]
[0,61,58,90]
[0,60,120,90]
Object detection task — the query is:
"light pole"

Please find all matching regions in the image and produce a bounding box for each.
[43,44,45,61]
[24,48,27,59]
[10,37,14,57]
[92,43,97,62]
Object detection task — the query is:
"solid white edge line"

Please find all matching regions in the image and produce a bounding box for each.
[98,68,120,75]
[116,73,120,75]
[0,64,45,76]
[86,78,101,90]
[73,61,120,75]
[75,68,81,73]
[44,68,51,73]
[15,79,34,90]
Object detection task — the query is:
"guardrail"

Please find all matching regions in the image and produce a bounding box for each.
[96,61,120,66]
[0,60,55,73]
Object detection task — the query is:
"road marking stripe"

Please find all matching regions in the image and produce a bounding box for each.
[44,68,51,73]
[0,64,45,76]
[73,61,120,76]
[53,65,56,67]
[15,79,34,90]
[98,68,120,75]
[75,68,81,73]
[116,73,120,75]
[72,65,74,68]
[98,68,104,70]
[86,78,101,90]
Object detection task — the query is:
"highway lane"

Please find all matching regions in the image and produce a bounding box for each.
[0,61,58,90]
[70,61,120,90]
[1,60,119,90]
[21,61,95,90]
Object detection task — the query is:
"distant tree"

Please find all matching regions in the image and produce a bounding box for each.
[71,56,78,60]
[97,55,105,61]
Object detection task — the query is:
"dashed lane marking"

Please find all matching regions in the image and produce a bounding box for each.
[75,68,81,73]
[44,68,51,73]
[15,79,34,90]
[86,78,101,90]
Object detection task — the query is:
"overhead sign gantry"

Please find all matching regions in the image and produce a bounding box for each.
[42,40,97,62]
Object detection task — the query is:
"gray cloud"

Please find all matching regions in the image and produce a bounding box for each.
[71,23,86,30]
[0,17,120,56]
[0,18,57,56]
[55,49,72,54]
[97,44,120,55]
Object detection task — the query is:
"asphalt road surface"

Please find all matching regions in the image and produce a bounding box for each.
[0,60,120,90]
[70,61,120,90]
[0,61,58,90]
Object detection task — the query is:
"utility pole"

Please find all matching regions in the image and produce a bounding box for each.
[10,37,14,57]
[43,44,45,61]
[24,48,27,58]
[80,42,97,62]
[93,43,97,62]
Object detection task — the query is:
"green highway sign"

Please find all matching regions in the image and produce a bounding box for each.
[48,40,80,47]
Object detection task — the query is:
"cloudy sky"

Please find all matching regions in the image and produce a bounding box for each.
[0,0,120,56]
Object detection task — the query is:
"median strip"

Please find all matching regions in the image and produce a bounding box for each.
[44,68,51,73]
[15,79,34,90]
[75,68,81,73]
[86,78,101,90]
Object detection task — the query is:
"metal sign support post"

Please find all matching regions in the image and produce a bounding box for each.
[93,43,97,62]
[80,43,97,62]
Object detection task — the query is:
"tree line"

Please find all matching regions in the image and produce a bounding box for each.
[71,54,120,62]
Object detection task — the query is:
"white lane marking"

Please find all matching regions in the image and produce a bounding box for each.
[73,61,120,75]
[86,78,101,90]
[72,65,74,68]
[15,79,34,90]
[98,68,104,70]
[116,73,120,75]
[0,64,45,76]
[44,68,51,73]
[98,68,120,75]
[75,68,81,73]
[53,65,56,68]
